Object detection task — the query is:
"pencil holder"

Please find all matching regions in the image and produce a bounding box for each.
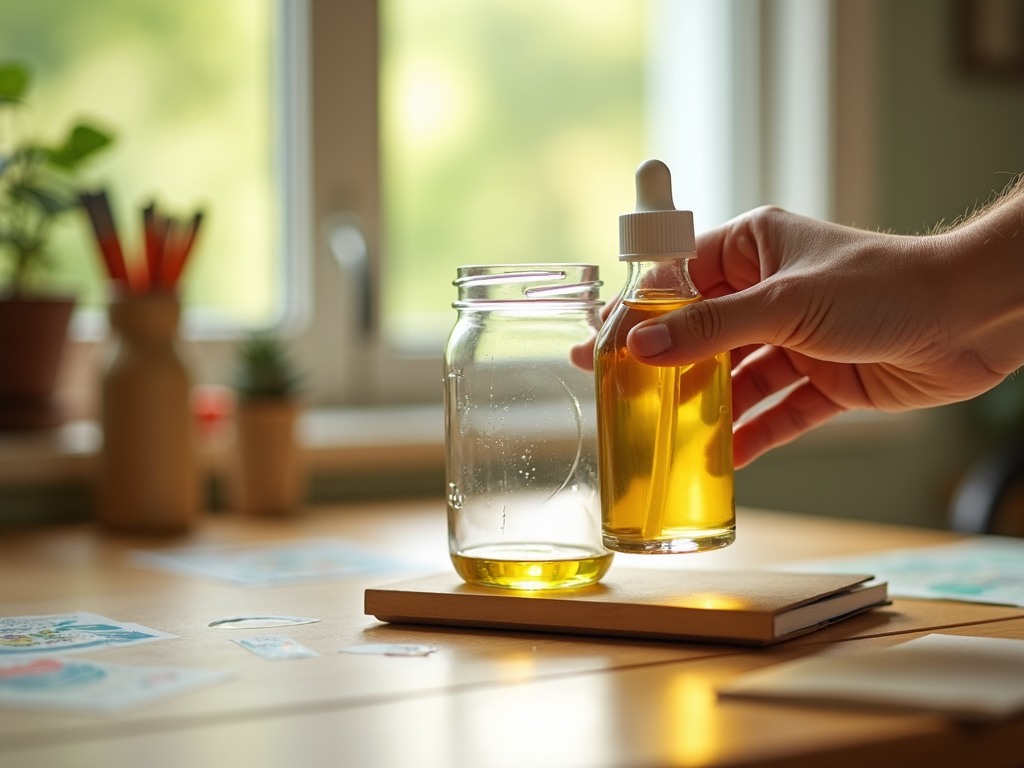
[98,293,198,532]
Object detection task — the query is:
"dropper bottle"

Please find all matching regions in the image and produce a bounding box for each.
[594,159,735,554]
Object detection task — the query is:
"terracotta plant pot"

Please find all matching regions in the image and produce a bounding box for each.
[235,398,303,516]
[0,297,74,430]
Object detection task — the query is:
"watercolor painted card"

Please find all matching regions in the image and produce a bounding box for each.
[782,538,1024,607]
[0,612,175,656]
[0,656,229,715]
[133,537,406,587]
[232,635,318,660]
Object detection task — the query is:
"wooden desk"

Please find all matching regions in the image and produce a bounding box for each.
[2,502,1023,768]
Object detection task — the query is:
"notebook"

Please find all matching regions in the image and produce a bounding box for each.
[719,633,1024,721]
[364,569,888,646]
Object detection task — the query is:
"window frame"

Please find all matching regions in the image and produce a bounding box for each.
[58,0,879,419]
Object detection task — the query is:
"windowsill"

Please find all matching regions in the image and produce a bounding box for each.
[0,404,446,489]
[0,405,921,490]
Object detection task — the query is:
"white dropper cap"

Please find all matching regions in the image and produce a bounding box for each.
[618,159,697,261]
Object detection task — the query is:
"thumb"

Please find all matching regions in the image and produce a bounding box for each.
[626,287,780,365]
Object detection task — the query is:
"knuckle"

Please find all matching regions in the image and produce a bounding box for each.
[681,300,719,345]
[745,369,774,401]
[743,206,789,275]
[762,275,796,308]
[759,278,802,345]
[752,204,785,219]
[748,205,786,232]
[785,403,814,435]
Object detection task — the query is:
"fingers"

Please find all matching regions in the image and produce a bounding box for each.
[569,339,596,372]
[731,345,805,419]
[570,293,621,372]
[624,208,793,366]
[626,283,786,366]
[730,343,763,368]
[732,380,845,468]
[600,294,619,322]
[691,210,772,297]
[689,225,730,295]
[733,345,873,420]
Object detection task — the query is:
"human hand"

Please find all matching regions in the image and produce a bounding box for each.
[625,203,1024,468]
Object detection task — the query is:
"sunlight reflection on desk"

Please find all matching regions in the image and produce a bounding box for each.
[457,671,614,766]
[664,671,721,766]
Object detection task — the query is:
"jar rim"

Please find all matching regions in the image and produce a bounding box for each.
[453,264,602,307]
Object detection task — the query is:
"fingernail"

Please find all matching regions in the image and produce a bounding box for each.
[629,323,671,357]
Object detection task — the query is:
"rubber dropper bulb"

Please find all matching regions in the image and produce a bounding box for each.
[618,159,695,260]
[634,159,676,212]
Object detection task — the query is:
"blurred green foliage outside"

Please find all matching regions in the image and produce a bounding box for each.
[0,0,277,326]
[381,0,647,348]
[2,0,647,339]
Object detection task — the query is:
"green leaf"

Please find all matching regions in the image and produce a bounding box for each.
[47,123,114,169]
[17,185,78,214]
[0,62,29,103]
[234,332,304,398]
[0,154,10,179]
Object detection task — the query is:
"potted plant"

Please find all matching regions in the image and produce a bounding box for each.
[0,61,114,429]
[232,331,304,516]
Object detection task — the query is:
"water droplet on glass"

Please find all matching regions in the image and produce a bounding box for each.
[447,482,465,510]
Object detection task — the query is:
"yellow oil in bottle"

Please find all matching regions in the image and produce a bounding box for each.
[451,543,613,590]
[595,298,735,553]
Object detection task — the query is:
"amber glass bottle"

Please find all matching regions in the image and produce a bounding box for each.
[595,160,734,554]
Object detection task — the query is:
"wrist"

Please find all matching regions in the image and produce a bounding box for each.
[937,196,1024,376]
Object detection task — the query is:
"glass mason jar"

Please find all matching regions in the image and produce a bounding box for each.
[444,264,612,589]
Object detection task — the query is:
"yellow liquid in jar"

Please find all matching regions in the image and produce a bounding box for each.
[595,298,735,553]
[452,543,613,590]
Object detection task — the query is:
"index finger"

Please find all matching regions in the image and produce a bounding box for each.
[569,292,620,372]
[692,215,764,299]
[690,225,729,297]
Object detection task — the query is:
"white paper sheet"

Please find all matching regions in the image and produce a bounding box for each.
[719,634,1024,721]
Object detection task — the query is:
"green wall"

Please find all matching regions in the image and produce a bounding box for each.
[881,0,1024,233]
[736,0,1024,529]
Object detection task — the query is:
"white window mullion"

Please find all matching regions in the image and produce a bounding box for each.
[646,0,739,232]
[765,0,834,221]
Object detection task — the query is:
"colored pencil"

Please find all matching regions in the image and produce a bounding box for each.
[83,190,202,295]
[163,210,203,289]
[81,191,130,291]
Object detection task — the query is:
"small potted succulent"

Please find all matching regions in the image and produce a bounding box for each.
[0,61,114,428]
[232,331,304,516]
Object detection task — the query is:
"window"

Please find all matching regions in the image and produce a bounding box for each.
[379,0,646,353]
[0,0,290,334]
[5,0,840,409]
[373,0,836,369]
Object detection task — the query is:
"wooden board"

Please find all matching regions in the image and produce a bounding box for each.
[365,569,885,645]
